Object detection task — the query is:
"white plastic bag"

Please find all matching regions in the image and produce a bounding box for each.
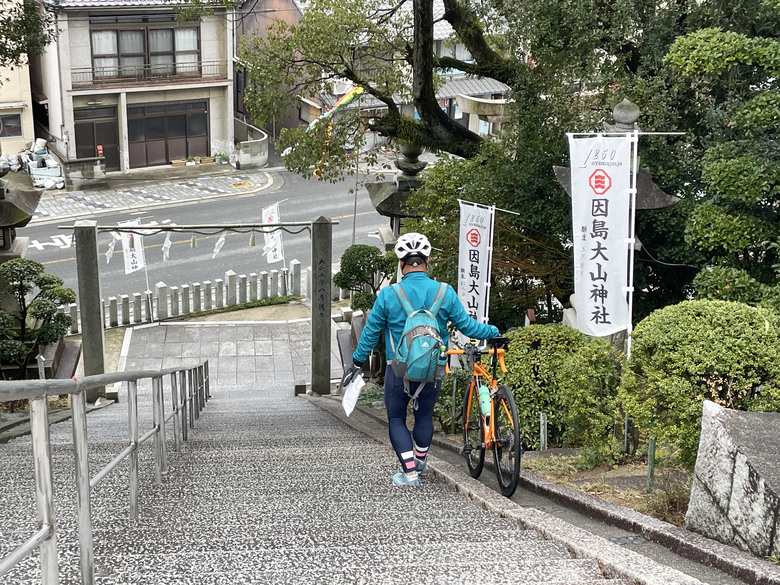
[342,374,365,417]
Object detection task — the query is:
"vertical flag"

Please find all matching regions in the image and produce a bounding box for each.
[457,201,495,340]
[262,203,285,264]
[568,134,636,337]
[119,219,146,275]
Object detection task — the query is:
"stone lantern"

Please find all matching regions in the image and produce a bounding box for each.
[366,142,428,250]
[0,166,41,260]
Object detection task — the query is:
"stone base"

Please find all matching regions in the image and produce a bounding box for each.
[685,400,780,558]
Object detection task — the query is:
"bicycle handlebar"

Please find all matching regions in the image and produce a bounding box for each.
[446,341,508,374]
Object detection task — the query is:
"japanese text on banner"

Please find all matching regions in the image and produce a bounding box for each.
[119,218,146,275]
[457,202,494,328]
[262,203,285,264]
[569,134,634,337]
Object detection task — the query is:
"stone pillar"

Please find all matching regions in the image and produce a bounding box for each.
[311,216,333,395]
[156,282,169,320]
[225,270,237,306]
[290,260,301,297]
[74,220,105,402]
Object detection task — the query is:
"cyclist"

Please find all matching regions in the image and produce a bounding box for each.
[342,232,499,486]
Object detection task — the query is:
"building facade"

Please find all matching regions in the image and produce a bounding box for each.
[33,1,234,173]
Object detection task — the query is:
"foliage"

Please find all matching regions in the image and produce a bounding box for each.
[665,24,780,298]
[405,141,573,332]
[334,244,396,310]
[619,300,780,469]
[0,1,55,68]
[501,325,591,450]
[433,366,471,432]
[236,0,514,161]
[0,258,75,380]
[557,337,627,466]
[692,266,776,307]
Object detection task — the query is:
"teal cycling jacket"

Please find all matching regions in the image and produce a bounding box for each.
[352,272,499,364]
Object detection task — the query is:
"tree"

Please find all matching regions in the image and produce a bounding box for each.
[665,27,780,306]
[237,0,516,166]
[333,244,396,311]
[0,1,55,68]
[0,258,75,381]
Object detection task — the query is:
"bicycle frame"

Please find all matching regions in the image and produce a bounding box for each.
[448,338,521,497]
[448,345,507,450]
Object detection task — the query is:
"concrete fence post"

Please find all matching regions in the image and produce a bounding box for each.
[121,294,130,325]
[156,282,169,320]
[109,297,118,327]
[181,284,191,315]
[225,270,237,306]
[133,292,142,324]
[260,271,268,299]
[270,269,279,297]
[239,274,248,304]
[250,273,258,301]
[170,286,180,317]
[193,283,202,313]
[290,260,301,296]
[69,303,79,334]
[204,281,213,311]
[215,278,224,308]
[281,268,289,296]
[331,269,340,301]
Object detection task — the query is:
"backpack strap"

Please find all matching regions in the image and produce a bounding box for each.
[428,283,447,318]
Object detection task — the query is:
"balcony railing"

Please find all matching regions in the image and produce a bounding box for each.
[71,60,228,88]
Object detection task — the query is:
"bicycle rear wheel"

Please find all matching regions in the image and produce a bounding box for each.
[463,380,485,478]
[493,384,521,497]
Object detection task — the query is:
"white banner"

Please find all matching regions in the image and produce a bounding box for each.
[457,202,494,329]
[119,219,146,275]
[569,134,635,336]
[262,203,284,264]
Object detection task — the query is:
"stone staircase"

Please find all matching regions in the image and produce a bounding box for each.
[0,380,629,584]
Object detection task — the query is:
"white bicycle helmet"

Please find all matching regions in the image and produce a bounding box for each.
[394,232,432,264]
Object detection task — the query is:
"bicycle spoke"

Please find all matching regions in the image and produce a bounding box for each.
[493,384,521,497]
[463,381,484,478]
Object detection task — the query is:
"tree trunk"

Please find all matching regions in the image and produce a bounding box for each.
[411,0,482,158]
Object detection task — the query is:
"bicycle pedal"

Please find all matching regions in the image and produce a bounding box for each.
[462,445,473,456]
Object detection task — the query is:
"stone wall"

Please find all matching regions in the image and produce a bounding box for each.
[685,400,780,558]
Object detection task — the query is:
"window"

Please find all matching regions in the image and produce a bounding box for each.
[90,14,200,80]
[0,113,22,137]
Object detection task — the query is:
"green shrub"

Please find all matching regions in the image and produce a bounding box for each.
[433,367,471,433]
[557,337,626,467]
[619,299,780,469]
[502,325,590,450]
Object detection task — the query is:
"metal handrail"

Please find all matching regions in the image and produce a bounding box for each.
[0,360,211,585]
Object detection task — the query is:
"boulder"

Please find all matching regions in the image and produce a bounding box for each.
[685,400,780,558]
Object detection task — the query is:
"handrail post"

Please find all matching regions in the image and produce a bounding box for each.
[71,389,95,585]
[204,361,211,399]
[170,372,181,452]
[152,377,163,485]
[179,370,188,439]
[191,369,199,422]
[157,377,168,476]
[128,380,139,521]
[198,366,205,411]
[29,395,58,584]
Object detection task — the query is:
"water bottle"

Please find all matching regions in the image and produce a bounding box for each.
[477,385,491,417]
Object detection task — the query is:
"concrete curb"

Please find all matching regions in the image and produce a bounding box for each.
[307,395,780,585]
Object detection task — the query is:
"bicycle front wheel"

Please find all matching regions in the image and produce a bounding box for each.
[463,380,485,478]
[493,384,521,497]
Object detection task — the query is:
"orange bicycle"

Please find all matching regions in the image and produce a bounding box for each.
[447,336,521,497]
